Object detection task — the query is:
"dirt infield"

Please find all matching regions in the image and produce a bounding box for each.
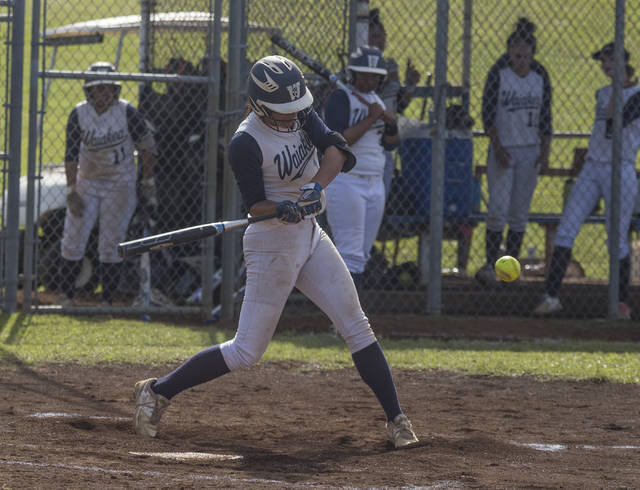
[2,316,640,488]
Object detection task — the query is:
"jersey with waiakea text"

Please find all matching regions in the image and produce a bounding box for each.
[229,111,326,211]
[482,56,552,148]
[586,84,640,165]
[65,99,150,183]
[327,85,387,176]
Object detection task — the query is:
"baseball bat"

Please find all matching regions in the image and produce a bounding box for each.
[269,32,350,92]
[118,213,278,258]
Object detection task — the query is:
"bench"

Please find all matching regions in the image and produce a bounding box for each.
[382,148,640,278]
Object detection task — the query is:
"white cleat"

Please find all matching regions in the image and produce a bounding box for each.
[134,378,170,437]
[533,294,562,315]
[386,414,419,449]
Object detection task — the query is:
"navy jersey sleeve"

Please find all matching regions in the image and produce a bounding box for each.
[228,131,265,211]
[533,62,553,135]
[322,89,350,133]
[126,104,151,143]
[622,91,640,127]
[481,62,501,132]
[64,107,81,162]
[302,109,356,172]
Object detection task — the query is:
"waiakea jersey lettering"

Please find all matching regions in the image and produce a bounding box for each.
[324,85,387,176]
[274,133,315,180]
[66,99,150,183]
[229,110,339,212]
[482,54,552,148]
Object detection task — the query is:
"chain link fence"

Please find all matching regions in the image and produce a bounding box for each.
[11,1,640,321]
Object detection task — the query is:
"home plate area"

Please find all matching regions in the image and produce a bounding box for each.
[2,362,640,488]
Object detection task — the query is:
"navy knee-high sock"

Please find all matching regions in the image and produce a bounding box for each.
[352,341,402,422]
[620,255,631,303]
[485,229,502,266]
[546,246,572,298]
[59,258,82,298]
[505,229,524,259]
[152,346,230,400]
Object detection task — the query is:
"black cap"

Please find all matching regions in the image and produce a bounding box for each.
[592,42,630,62]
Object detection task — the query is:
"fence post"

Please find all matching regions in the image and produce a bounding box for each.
[201,0,222,319]
[221,0,246,320]
[5,0,25,313]
[427,0,449,315]
[23,0,42,311]
[608,0,625,319]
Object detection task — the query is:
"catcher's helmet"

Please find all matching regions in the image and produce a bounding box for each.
[83,62,121,98]
[247,55,313,131]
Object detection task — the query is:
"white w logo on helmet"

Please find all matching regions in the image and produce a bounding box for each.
[286,82,301,101]
[367,55,380,68]
[250,71,279,93]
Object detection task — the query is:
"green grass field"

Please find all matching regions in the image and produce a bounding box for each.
[2,313,640,383]
[7,1,638,278]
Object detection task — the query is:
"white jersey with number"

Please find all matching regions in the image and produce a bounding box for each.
[587,84,640,164]
[493,68,546,147]
[342,86,387,176]
[74,99,138,183]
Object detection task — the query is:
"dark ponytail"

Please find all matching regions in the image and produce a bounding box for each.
[507,17,537,54]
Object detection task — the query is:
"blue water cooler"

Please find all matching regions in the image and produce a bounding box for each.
[398,137,474,217]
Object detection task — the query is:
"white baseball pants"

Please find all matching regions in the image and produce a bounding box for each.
[61,179,136,263]
[324,172,386,274]
[486,144,540,233]
[220,218,376,371]
[555,159,637,258]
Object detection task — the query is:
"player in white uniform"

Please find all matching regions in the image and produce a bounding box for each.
[59,62,157,306]
[133,56,418,449]
[368,8,420,199]
[323,45,400,291]
[475,18,552,285]
[534,43,640,319]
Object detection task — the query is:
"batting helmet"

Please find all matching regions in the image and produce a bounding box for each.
[83,62,121,99]
[247,55,313,131]
[347,45,387,76]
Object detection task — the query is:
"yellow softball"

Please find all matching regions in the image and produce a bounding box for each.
[494,255,521,282]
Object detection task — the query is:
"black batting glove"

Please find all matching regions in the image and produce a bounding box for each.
[296,182,322,216]
[276,200,303,224]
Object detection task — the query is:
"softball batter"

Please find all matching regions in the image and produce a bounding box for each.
[134,56,418,449]
[476,18,552,285]
[534,43,640,319]
[59,62,156,306]
[323,45,400,291]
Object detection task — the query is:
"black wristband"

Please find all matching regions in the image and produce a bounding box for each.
[384,122,399,136]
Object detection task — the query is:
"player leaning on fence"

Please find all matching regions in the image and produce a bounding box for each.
[475,18,553,285]
[58,62,157,307]
[534,43,640,319]
[133,56,419,449]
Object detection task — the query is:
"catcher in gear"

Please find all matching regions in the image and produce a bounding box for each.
[58,61,157,306]
[133,55,418,449]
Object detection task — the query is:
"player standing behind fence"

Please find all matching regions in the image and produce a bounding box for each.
[58,62,157,306]
[534,43,640,319]
[475,18,553,285]
[133,56,418,449]
[368,8,420,199]
[322,45,400,291]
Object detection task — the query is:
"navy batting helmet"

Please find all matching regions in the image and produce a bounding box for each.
[247,55,313,131]
[347,45,387,76]
[83,62,121,99]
